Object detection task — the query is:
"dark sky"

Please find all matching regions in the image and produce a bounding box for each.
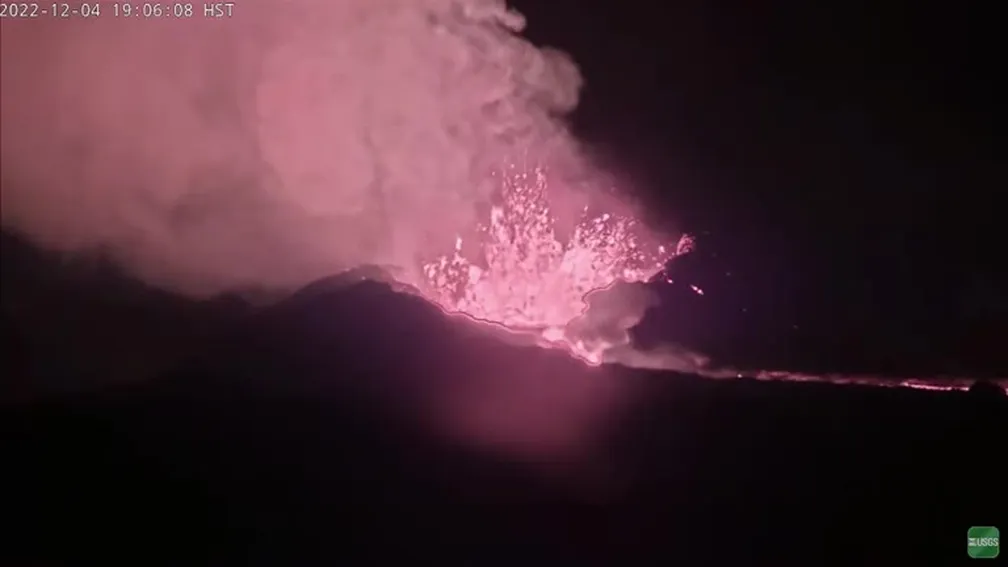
[517,0,999,230]
[2,0,1004,398]
[513,0,1004,373]
[518,0,1000,276]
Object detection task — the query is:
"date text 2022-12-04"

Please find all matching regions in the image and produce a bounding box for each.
[0,2,235,19]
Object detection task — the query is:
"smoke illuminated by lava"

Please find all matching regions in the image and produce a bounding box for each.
[0,1,594,297]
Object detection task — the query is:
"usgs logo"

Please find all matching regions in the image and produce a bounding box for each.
[967,526,1000,559]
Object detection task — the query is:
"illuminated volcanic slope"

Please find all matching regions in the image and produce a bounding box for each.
[415,165,1005,394]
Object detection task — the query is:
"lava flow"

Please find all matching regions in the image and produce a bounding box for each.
[419,164,693,364]
[415,165,1006,394]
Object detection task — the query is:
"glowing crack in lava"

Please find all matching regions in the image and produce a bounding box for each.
[420,165,693,364]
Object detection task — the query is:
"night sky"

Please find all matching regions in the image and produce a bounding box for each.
[514,0,1004,374]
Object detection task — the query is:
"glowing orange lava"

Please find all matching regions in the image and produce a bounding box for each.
[415,165,1007,394]
[421,165,693,363]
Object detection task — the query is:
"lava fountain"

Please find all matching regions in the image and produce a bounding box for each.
[414,164,1005,394]
[419,163,693,364]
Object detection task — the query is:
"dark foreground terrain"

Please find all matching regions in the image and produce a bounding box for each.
[5,280,1006,566]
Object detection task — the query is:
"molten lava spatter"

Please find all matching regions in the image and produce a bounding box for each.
[421,165,692,363]
[414,165,1006,393]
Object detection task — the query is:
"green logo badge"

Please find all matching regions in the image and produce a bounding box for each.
[968,526,1000,559]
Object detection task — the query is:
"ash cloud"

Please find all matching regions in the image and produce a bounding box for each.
[0,0,587,297]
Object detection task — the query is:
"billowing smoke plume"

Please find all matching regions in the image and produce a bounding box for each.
[0,0,588,297]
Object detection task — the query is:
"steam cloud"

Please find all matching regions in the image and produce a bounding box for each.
[0,0,589,297]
